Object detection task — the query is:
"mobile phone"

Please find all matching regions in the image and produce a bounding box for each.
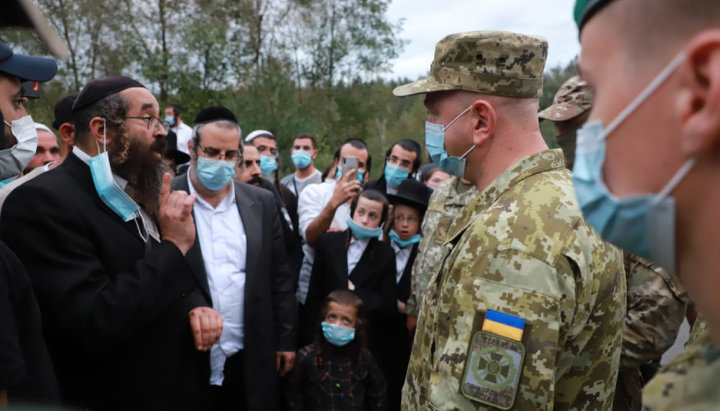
[342,156,358,177]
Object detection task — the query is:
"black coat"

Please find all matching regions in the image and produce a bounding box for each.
[0,153,210,410]
[304,231,397,374]
[172,175,297,410]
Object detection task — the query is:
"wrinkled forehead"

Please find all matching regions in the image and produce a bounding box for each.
[121,87,159,115]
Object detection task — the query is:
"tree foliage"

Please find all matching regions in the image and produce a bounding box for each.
[3,1,576,177]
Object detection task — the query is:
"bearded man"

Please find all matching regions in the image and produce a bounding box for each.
[0,76,221,410]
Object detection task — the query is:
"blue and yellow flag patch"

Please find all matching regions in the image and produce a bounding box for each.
[481,309,525,341]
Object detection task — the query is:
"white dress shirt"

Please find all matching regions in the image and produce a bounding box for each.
[390,241,412,284]
[347,236,369,275]
[188,175,247,386]
[296,180,350,303]
[174,121,193,154]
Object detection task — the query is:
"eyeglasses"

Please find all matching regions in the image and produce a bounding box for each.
[126,116,170,133]
[197,143,240,161]
[394,215,418,224]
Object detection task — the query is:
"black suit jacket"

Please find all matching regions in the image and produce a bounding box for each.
[304,231,396,368]
[172,175,297,410]
[395,243,419,304]
[0,153,210,410]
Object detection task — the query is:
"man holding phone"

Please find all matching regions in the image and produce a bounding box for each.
[295,138,372,344]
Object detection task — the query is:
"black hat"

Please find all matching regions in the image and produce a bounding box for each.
[387,179,431,213]
[52,93,78,129]
[194,106,237,124]
[0,41,57,82]
[21,80,41,98]
[72,76,144,113]
[163,130,191,164]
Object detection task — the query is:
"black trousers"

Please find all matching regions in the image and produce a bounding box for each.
[209,351,246,411]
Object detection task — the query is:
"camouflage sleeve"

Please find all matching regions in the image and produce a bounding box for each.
[621,254,688,368]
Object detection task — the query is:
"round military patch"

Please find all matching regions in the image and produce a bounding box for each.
[461,331,525,410]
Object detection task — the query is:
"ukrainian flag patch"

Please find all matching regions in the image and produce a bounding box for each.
[460,310,526,410]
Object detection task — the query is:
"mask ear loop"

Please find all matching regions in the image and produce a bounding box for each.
[604,52,687,137]
[95,118,108,154]
[133,211,150,243]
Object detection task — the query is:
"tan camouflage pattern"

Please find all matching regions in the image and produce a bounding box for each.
[642,316,716,410]
[622,254,689,368]
[402,149,626,410]
[393,31,548,99]
[406,177,478,318]
[538,76,593,122]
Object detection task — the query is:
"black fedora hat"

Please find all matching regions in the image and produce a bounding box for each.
[387,179,431,213]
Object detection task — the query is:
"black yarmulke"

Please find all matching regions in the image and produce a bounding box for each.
[193,106,237,125]
[52,93,78,129]
[72,76,144,113]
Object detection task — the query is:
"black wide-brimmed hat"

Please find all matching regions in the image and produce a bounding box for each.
[387,178,431,213]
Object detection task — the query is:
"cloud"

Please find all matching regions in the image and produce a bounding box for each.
[384,0,580,80]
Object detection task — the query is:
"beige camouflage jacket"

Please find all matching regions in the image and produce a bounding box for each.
[402,149,626,410]
[406,177,478,317]
[642,316,718,410]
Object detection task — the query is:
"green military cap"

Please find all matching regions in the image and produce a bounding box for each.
[393,30,548,99]
[574,0,618,32]
[538,75,592,122]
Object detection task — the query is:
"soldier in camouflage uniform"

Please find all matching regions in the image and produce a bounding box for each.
[538,75,592,170]
[574,0,720,409]
[541,79,690,410]
[393,30,626,410]
[405,176,478,326]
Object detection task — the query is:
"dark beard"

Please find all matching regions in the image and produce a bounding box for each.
[246,175,263,186]
[110,132,169,220]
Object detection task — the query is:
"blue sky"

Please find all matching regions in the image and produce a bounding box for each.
[384,0,580,80]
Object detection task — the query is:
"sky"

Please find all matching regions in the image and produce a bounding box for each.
[384,0,580,80]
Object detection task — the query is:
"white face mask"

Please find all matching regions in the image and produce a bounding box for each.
[0,115,38,180]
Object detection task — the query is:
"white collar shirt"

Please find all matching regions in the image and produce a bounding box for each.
[187,174,247,386]
[347,235,369,275]
[390,240,412,284]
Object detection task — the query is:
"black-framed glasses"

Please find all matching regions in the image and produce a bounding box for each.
[126,116,170,133]
[197,143,240,161]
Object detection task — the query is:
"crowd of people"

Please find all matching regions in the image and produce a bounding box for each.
[2,0,720,410]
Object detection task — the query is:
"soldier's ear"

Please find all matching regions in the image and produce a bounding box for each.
[678,30,720,158]
[470,99,496,147]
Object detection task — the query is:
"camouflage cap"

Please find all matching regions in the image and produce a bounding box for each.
[538,75,593,122]
[393,31,548,98]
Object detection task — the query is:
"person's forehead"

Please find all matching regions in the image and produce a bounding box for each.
[243,145,259,158]
[391,144,416,159]
[121,87,158,113]
[340,144,368,161]
[202,123,240,145]
[36,130,57,142]
[394,203,419,215]
[328,301,357,316]
[357,196,382,209]
[0,74,21,96]
[253,136,276,147]
[294,137,313,147]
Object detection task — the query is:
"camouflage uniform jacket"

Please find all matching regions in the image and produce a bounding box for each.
[642,316,715,410]
[402,149,626,410]
[406,177,478,317]
[622,254,689,368]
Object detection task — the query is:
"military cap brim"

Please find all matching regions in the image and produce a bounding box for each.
[393,77,459,97]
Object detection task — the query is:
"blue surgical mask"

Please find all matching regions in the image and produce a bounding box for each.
[425,105,474,178]
[88,119,140,223]
[291,150,313,169]
[164,116,175,127]
[572,52,690,273]
[384,163,409,188]
[388,229,421,248]
[346,217,381,240]
[196,156,235,190]
[335,166,364,183]
[321,322,355,347]
[259,155,277,175]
